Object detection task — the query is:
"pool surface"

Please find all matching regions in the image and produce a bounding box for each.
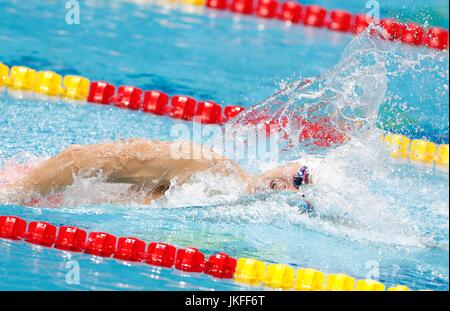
[0,0,449,290]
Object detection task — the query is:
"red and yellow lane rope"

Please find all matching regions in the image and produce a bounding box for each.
[0,215,415,291]
[1,63,448,168]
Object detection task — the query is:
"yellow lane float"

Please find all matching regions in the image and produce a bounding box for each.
[388,285,411,291]
[356,279,386,291]
[409,139,437,163]
[0,63,9,86]
[384,133,411,159]
[62,75,90,100]
[34,71,64,96]
[234,258,266,285]
[9,66,36,90]
[263,264,295,289]
[326,274,356,291]
[435,144,449,167]
[294,268,326,291]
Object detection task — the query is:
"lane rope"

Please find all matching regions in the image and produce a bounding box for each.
[0,215,418,291]
[163,0,449,50]
[1,63,448,168]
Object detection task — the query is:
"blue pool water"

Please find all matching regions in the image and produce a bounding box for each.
[0,0,449,290]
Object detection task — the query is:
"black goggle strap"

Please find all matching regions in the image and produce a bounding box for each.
[293,166,309,189]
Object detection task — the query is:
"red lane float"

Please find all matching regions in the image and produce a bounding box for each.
[146,242,177,267]
[401,22,425,45]
[256,0,278,19]
[425,27,449,50]
[230,0,253,15]
[114,237,146,262]
[380,18,407,41]
[204,252,237,278]
[327,10,352,32]
[195,101,223,124]
[170,95,197,120]
[0,216,27,240]
[298,117,347,147]
[175,247,205,272]
[85,232,117,257]
[278,1,302,24]
[25,221,57,247]
[206,0,228,10]
[303,5,327,27]
[88,81,115,105]
[352,14,373,34]
[112,86,142,110]
[55,226,87,252]
[223,105,245,121]
[142,90,170,115]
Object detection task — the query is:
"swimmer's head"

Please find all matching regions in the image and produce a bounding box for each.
[247,163,312,193]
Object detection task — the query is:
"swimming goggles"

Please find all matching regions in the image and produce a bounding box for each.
[293,166,310,189]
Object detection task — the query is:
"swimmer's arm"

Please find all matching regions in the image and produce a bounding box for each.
[13,145,116,198]
[13,140,248,200]
[126,141,249,185]
[13,148,77,197]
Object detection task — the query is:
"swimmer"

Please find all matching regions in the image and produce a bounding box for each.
[4,138,312,205]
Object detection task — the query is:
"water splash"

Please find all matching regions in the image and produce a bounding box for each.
[228,26,389,158]
[228,25,449,159]
[215,25,449,248]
